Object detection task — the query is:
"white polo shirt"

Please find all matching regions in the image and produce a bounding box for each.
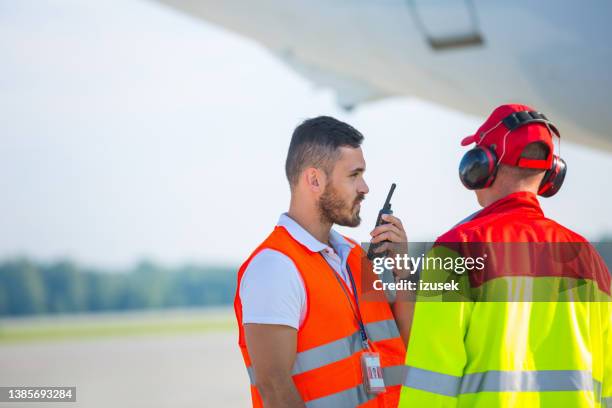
[239,213,355,330]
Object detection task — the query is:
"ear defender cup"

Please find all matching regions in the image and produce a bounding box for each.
[459,146,499,190]
[538,155,567,197]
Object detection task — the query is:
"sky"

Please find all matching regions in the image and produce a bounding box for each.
[1,0,612,268]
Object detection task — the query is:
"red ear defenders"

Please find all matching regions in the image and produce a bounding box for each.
[458,111,567,197]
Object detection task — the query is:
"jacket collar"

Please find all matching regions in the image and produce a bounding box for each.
[475,191,544,220]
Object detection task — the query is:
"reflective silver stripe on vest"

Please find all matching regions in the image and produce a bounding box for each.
[246,366,256,385]
[292,331,363,375]
[403,366,599,396]
[383,365,405,387]
[247,320,401,385]
[250,365,404,389]
[247,367,374,407]
[403,366,461,396]
[292,319,400,376]
[365,319,400,342]
[603,396,612,408]
[305,384,373,408]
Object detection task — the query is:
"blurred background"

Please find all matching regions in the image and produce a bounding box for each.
[1,0,611,407]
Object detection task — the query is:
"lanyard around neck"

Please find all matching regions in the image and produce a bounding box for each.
[322,254,369,349]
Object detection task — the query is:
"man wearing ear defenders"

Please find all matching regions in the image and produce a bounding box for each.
[399,104,611,407]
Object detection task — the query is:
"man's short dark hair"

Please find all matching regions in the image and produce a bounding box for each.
[285,116,364,187]
[521,142,550,161]
[501,142,551,178]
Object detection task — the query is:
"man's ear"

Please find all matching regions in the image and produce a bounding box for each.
[304,167,327,193]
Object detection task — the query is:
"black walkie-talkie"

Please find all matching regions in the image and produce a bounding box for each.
[367,183,396,260]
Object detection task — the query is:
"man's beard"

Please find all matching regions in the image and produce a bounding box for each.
[318,182,364,227]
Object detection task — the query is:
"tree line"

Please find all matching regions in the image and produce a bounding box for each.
[0,258,236,316]
[1,239,611,317]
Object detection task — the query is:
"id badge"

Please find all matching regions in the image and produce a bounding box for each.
[361,352,386,394]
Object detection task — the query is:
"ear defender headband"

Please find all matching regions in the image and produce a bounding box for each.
[458,110,567,197]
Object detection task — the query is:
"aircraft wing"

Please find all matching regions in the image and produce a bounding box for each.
[154,0,612,151]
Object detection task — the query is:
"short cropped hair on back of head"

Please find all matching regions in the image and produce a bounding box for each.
[521,142,550,161]
[500,142,551,178]
[285,116,364,187]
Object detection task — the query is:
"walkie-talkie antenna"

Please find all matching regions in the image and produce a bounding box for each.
[383,183,396,210]
[366,183,397,260]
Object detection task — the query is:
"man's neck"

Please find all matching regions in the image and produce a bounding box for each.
[287,203,332,246]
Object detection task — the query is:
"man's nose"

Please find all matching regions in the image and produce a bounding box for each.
[360,178,370,195]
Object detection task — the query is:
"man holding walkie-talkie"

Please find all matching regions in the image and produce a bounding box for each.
[234,116,412,407]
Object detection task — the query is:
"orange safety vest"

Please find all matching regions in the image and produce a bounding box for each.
[235,226,406,407]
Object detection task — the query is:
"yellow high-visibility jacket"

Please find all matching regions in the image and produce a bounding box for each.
[399,192,612,407]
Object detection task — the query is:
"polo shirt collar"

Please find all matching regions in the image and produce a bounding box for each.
[278,213,354,253]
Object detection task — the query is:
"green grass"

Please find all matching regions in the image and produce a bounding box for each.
[0,318,236,344]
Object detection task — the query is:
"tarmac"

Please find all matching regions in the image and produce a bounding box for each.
[0,313,250,407]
